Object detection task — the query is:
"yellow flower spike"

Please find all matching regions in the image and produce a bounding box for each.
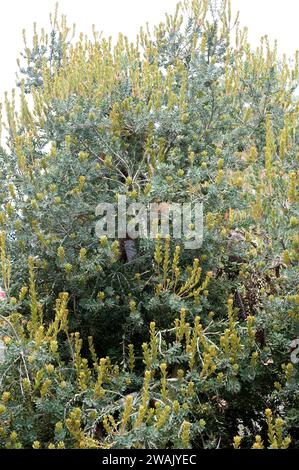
[14,220,21,232]
[227,297,237,332]
[220,330,230,356]
[160,363,168,402]
[149,322,158,362]
[129,300,137,313]
[199,418,206,429]
[265,408,275,446]
[55,422,63,433]
[233,435,242,449]
[0,404,6,414]
[185,323,191,348]
[1,391,10,404]
[19,285,28,302]
[187,381,195,398]
[113,365,120,379]
[50,142,57,158]
[140,370,151,411]
[188,150,195,165]
[5,202,14,217]
[251,351,259,368]
[104,156,113,167]
[177,308,186,342]
[142,343,151,370]
[279,128,287,160]
[249,146,258,162]
[156,405,171,430]
[22,377,31,392]
[155,283,163,296]
[40,378,52,397]
[100,235,108,247]
[252,435,264,449]
[274,381,282,391]
[194,316,202,335]
[182,402,189,411]
[173,400,180,415]
[217,372,224,384]
[254,184,265,220]
[231,331,241,363]
[125,176,133,187]
[288,171,297,203]
[217,158,224,170]
[146,407,155,424]
[282,436,292,449]
[275,418,284,448]
[10,431,17,441]
[154,235,162,270]
[8,183,16,199]
[79,248,87,261]
[65,134,71,150]
[201,32,207,55]
[194,291,200,306]
[152,399,160,418]
[64,263,72,274]
[181,421,191,448]
[0,231,11,292]
[172,245,181,277]
[134,370,153,429]
[189,328,198,372]
[144,183,151,195]
[285,363,294,383]
[65,407,84,446]
[265,113,274,182]
[28,256,40,333]
[163,235,171,284]
[120,395,134,433]
[134,405,147,429]
[103,416,112,435]
[177,368,185,383]
[200,351,212,378]
[57,246,65,263]
[246,315,256,347]
[46,364,55,374]
[94,358,107,398]
[78,176,86,191]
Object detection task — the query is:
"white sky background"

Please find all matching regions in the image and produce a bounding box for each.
[0,0,299,100]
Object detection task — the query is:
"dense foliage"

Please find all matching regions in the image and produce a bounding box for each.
[0,0,298,449]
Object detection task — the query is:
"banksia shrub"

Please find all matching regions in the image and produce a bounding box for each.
[0,0,298,449]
